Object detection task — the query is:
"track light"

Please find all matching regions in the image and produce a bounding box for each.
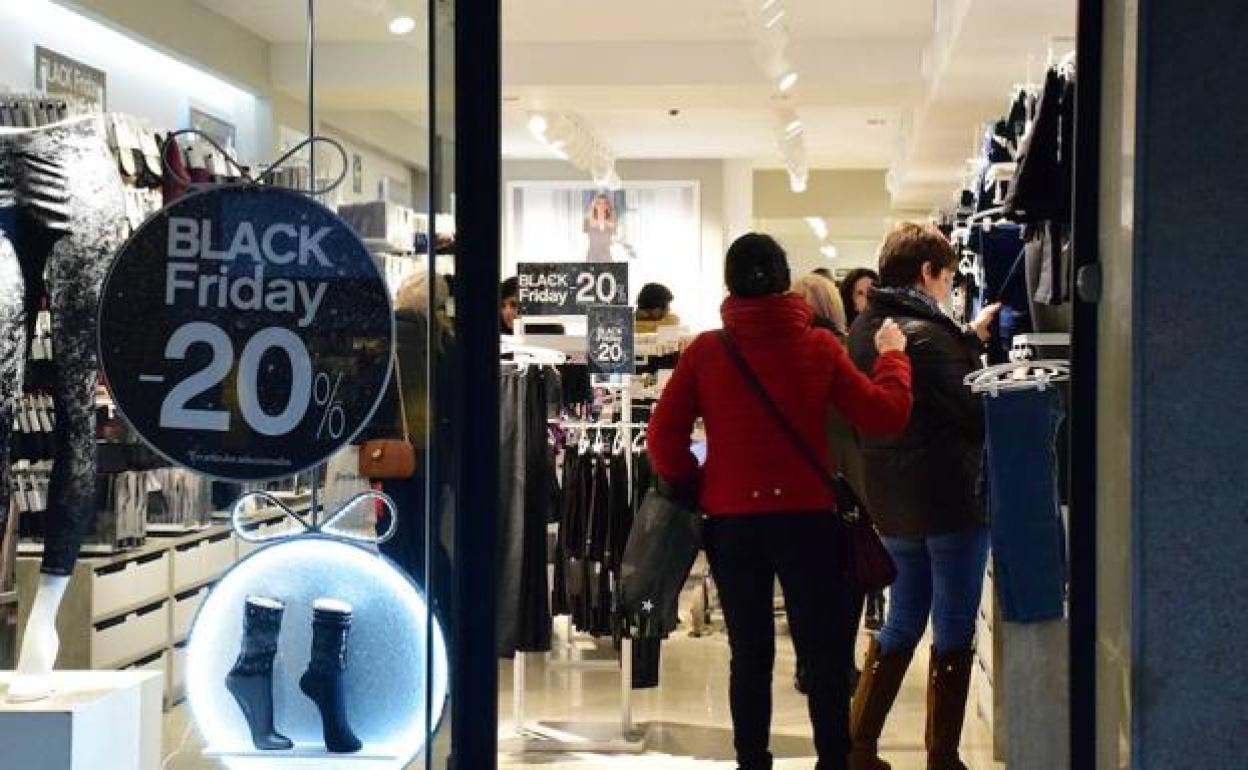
[820,245,839,260]
[760,0,780,10]
[526,111,621,185]
[764,9,786,29]
[383,0,416,35]
[805,217,829,241]
[789,169,808,194]
[388,15,416,35]
[778,71,799,92]
[527,114,548,137]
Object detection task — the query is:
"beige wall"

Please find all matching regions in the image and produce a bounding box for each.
[753,169,928,276]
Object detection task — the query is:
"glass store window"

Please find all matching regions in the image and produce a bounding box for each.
[0,1,495,768]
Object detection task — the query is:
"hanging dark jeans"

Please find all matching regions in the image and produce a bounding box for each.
[497,369,555,656]
[972,224,1033,364]
[706,511,850,770]
[0,117,127,575]
[984,386,1067,622]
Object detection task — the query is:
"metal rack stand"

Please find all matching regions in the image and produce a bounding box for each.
[501,375,650,754]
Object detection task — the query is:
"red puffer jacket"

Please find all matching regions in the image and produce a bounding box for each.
[648,293,912,515]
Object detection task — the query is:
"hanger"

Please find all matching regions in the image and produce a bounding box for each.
[631,430,647,454]
[501,338,567,366]
[964,360,1070,397]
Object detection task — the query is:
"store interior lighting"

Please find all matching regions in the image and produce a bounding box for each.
[382,0,416,35]
[527,111,621,188]
[744,1,807,192]
[820,245,839,260]
[805,217,829,241]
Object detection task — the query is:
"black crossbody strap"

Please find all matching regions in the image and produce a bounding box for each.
[716,331,839,496]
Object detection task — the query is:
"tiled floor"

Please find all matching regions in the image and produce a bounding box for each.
[161,621,998,770]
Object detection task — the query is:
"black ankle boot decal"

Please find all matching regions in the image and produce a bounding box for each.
[299,600,363,753]
[225,597,293,751]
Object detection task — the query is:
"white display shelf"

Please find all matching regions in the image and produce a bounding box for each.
[0,670,163,770]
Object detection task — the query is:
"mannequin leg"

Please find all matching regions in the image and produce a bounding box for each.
[28,119,126,576]
[6,573,69,702]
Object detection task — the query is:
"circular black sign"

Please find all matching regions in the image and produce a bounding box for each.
[98,186,394,481]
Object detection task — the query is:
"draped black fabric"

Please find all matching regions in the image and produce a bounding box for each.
[497,367,559,657]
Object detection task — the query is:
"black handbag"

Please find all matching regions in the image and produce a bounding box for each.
[716,331,897,591]
[618,477,703,639]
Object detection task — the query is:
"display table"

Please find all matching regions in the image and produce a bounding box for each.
[0,671,163,770]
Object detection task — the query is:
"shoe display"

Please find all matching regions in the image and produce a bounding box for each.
[299,599,363,753]
[225,597,293,751]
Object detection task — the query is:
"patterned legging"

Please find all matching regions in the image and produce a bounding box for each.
[0,117,127,575]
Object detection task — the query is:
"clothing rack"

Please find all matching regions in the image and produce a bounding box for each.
[502,376,650,754]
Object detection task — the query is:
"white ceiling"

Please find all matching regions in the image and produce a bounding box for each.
[191,0,1077,208]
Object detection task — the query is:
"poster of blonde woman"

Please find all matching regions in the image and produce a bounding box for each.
[506,180,702,319]
[583,191,634,262]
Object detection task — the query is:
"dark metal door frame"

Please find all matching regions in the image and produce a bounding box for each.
[1070,0,1104,767]
[444,0,502,767]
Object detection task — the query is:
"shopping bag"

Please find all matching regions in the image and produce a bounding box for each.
[618,480,702,638]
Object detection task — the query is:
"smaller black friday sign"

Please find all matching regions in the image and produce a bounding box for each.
[587,306,635,375]
[517,262,628,316]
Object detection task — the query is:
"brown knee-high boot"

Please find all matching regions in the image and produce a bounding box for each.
[849,637,914,770]
[925,648,974,770]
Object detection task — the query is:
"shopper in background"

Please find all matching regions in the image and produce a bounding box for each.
[845,223,1000,770]
[360,269,455,611]
[840,268,879,329]
[837,269,888,632]
[634,282,681,333]
[500,276,519,334]
[648,233,914,770]
[813,266,836,281]
[792,272,870,691]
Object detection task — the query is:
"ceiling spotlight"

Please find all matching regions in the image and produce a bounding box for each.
[778,71,799,92]
[760,0,780,11]
[789,170,808,194]
[527,113,548,137]
[805,217,829,241]
[388,15,416,35]
[785,118,803,136]
[820,245,839,259]
[764,9,787,29]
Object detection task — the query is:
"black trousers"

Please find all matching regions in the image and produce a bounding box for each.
[706,512,851,770]
[0,117,127,575]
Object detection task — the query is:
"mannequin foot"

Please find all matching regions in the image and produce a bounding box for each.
[5,674,54,703]
[7,624,61,703]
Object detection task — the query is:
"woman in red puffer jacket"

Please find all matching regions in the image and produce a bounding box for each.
[648,233,912,770]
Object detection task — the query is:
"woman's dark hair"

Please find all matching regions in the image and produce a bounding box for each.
[877,223,958,288]
[500,276,519,302]
[725,233,791,298]
[812,267,834,280]
[839,267,879,326]
[636,283,673,312]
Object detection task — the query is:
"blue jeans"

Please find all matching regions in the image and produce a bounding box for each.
[984,387,1066,622]
[877,528,990,654]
